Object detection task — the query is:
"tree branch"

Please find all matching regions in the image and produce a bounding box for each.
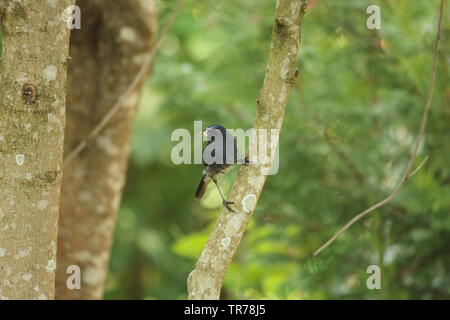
[187,0,308,300]
[62,0,184,167]
[313,0,445,256]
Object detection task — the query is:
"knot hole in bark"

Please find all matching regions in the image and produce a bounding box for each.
[22,83,37,104]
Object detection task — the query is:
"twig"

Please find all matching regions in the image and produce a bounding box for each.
[314,0,445,256]
[407,155,429,179]
[63,0,184,167]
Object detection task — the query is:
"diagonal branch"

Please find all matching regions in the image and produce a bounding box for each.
[187,0,308,300]
[314,0,445,256]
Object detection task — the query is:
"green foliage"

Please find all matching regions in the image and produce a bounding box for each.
[105,0,450,299]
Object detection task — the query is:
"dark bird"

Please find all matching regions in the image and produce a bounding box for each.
[195,124,239,212]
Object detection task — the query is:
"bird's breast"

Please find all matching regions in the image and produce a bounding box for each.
[203,163,234,179]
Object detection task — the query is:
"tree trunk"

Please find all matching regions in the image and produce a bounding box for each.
[55,0,156,299]
[187,0,308,300]
[0,0,73,300]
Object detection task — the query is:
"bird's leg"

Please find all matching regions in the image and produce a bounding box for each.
[237,156,251,165]
[212,179,235,213]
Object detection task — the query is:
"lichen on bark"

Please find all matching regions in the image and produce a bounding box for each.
[0,0,74,300]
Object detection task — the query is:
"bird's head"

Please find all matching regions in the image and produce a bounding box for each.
[201,124,227,140]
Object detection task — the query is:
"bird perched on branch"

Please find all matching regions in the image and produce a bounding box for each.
[195,124,239,212]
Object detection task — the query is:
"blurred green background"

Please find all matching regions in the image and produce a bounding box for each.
[104,0,450,299]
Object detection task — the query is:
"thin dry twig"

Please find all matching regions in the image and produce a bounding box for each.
[63,0,184,167]
[408,155,429,179]
[314,0,445,256]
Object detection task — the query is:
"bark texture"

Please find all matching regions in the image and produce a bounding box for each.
[55,0,156,299]
[187,0,308,300]
[0,0,73,300]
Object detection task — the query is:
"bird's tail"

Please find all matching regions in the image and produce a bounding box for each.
[195,175,209,200]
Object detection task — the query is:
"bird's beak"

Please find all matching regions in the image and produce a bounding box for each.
[200,130,207,137]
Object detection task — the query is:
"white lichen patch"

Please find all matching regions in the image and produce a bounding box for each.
[278,85,288,103]
[269,93,276,102]
[22,273,33,281]
[36,200,49,210]
[119,26,138,43]
[46,259,56,273]
[74,166,86,179]
[25,173,33,181]
[43,65,58,82]
[0,248,6,257]
[280,57,290,80]
[73,251,108,271]
[125,92,140,108]
[24,123,32,130]
[47,0,57,8]
[15,249,30,259]
[3,266,11,277]
[0,135,4,142]
[132,53,148,65]
[83,267,104,286]
[96,218,115,235]
[37,293,47,300]
[52,97,61,109]
[138,0,155,13]
[291,46,297,56]
[288,24,300,35]
[73,250,93,263]
[221,237,231,247]
[188,270,216,298]
[224,213,246,235]
[78,191,92,202]
[15,154,25,165]
[242,194,257,213]
[108,161,121,176]
[247,174,264,189]
[50,241,57,255]
[108,177,124,195]
[96,204,106,214]
[47,114,62,130]
[16,74,28,82]
[96,135,120,156]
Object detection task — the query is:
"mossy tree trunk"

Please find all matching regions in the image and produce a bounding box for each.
[0,0,74,300]
[55,0,156,299]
